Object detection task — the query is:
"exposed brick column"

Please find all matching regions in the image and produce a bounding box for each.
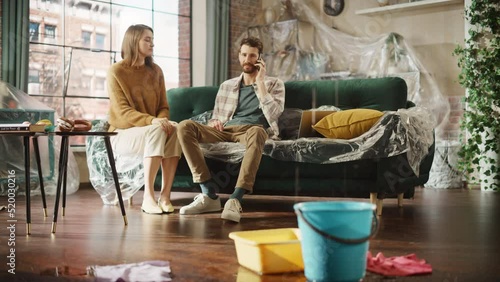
[440,96,464,141]
[229,0,261,78]
[178,0,191,87]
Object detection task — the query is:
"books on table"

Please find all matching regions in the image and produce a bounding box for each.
[0,123,46,133]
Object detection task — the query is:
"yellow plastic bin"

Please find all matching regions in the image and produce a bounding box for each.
[229,228,304,274]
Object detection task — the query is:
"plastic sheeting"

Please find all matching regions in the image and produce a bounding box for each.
[200,106,434,177]
[86,120,143,205]
[236,0,449,136]
[424,140,464,189]
[0,80,79,196]
[87,106,434,204]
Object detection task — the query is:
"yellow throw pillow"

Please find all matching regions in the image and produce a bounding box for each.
[312,109,384,139]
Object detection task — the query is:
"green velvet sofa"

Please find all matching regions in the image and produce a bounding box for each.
[166,77,435,214]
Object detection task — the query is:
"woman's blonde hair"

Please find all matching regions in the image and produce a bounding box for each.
[121,24,154,68]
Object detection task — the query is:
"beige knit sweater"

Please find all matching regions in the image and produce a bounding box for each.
[107,61,169,131]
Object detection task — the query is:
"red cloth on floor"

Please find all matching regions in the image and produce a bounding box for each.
[366,251,432,276]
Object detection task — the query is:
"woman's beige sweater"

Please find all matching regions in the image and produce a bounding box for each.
[107,61,169,131]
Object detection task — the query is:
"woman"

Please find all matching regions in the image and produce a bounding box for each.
[107,24,181,214]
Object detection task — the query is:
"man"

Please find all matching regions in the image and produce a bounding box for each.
[177,36,285,222]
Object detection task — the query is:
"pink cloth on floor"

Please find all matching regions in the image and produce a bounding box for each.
[366,252,432,276]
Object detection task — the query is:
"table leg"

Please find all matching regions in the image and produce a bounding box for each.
[103,137,128,225]
[32,136,48,217]
[62,138,68,217]
[23,136,31,235]
[52,136,68,233]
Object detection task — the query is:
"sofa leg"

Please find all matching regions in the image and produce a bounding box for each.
[370,193,377,205]
[397,193,404,207]
[128,196,133,207]
[370,193,383,216]
[376,199,383,216]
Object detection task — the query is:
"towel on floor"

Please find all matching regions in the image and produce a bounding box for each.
[87,260,171,282]
[366,252,432,276]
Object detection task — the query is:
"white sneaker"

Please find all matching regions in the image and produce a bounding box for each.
[179,194,221,215]
[221,199,242,222]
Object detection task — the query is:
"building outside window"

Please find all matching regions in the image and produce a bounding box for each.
[45,24,56,39]
[28,0,192,145]
[95,33,105,49]
[81,31,92,47]
[29,22,40,41]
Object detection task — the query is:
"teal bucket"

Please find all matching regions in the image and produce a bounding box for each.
[294,201,378,282]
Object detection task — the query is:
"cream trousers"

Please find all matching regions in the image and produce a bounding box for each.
[111,124,182,159]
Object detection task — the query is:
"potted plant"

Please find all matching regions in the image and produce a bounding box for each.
[454,1,499,191]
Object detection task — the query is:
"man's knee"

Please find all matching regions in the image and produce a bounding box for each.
[177,120,197,136]
[247,126,267,143]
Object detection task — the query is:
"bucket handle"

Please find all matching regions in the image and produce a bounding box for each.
[295,208,379,245]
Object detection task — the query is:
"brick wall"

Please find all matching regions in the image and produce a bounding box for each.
[441,96,464,141]
[229,0,262,78]
[178,0,191,87]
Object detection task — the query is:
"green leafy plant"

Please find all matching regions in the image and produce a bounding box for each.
[454,1,500,191]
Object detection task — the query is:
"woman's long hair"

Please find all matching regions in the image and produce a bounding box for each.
[121,24,154,68]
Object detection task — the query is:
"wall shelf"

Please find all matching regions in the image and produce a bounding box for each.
[355,0,463,16]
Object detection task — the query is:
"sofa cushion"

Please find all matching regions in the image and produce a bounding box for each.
[312,109,383,139]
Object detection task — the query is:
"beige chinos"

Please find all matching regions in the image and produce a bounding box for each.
[177,120,267,192]
[111,124,182,159]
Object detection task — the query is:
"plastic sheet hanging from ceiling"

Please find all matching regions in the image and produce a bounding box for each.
[0,80,80,196]
[235,0,449,136]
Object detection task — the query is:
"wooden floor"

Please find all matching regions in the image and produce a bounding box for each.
[1,185,499,282]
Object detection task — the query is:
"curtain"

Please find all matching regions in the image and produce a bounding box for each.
[1,0,29,92]
[206,0,230,86]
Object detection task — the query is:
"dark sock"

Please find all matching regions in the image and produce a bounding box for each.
[229,188,246,202]
[199,179,218,200]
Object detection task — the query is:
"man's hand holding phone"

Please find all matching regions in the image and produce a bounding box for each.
[255,54,266,80]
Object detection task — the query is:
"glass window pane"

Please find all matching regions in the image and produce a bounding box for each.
[153,13,179,57]
[33,96,63,118]
[30,1,64,45]
[154,0,177,14]
[65,48,114,98]
[28,45,64,96]
[112,0,152,10]
[111,5,153,53]
[64,0,111,48]
[154,0,190,17]
[154,56,181,89]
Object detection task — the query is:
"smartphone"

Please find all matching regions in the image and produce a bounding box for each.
[256,54,262,70]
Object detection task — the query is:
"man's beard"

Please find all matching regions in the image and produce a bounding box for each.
[242,63,257,74]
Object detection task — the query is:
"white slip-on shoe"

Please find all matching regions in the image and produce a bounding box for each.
[221,198,242,223]
[179,194,221,215]
[141,201,163,214]
[157,199,174,213]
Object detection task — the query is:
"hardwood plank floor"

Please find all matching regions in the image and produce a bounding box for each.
[1,186,499,281]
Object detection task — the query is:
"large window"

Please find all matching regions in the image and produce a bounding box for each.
[28,0,192,145]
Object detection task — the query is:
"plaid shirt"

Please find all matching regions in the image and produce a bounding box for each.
[211,73,285,139]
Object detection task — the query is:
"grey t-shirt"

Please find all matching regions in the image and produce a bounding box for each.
[224,84,269,128]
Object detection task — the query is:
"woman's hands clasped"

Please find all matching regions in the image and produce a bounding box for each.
[152,117,176,135]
